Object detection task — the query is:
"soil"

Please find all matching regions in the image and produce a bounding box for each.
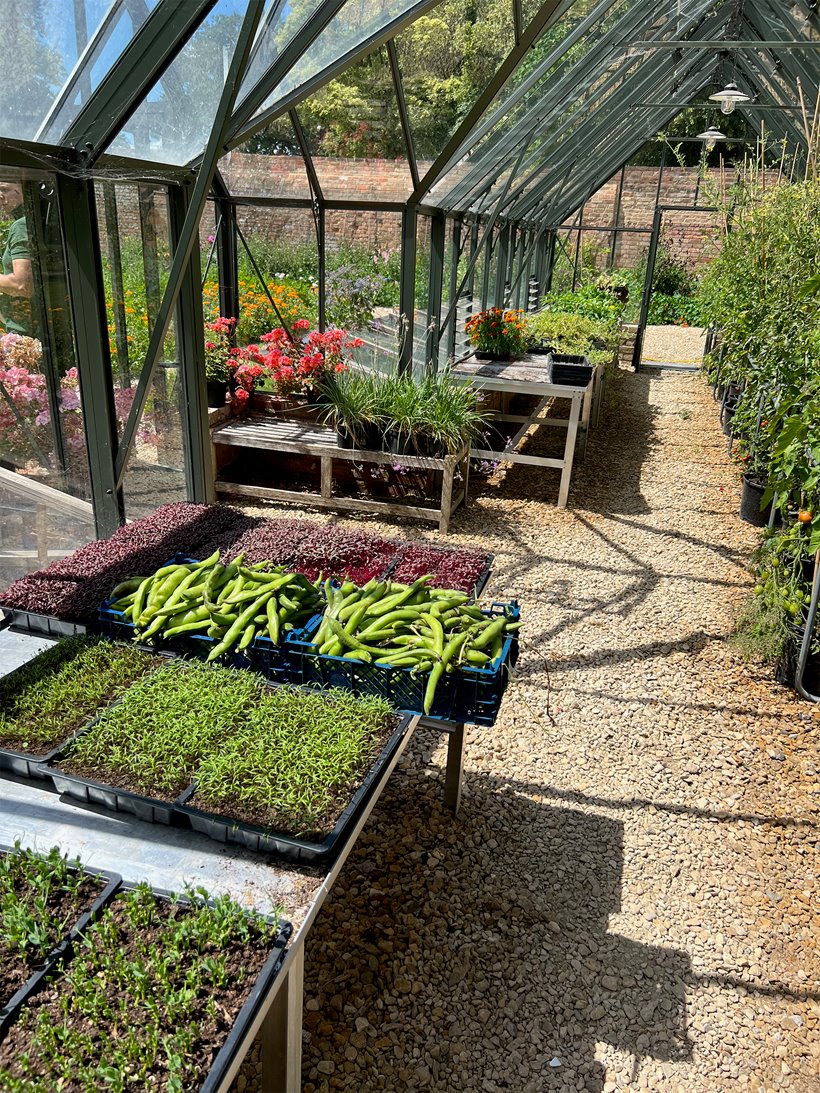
[0,897,278,1091]
[0,875,104,1010]
[187,714,402,842]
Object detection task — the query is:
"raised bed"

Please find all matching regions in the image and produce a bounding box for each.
[0,636,164,781]
[46,661,411,863]
[0,843,120,1037]
[0,880,291,1092]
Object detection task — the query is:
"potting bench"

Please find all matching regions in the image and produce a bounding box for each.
[0,625,469,1093]
[210,415,469,533]
[452,354,603,507]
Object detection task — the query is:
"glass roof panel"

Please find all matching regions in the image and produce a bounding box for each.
[105,0,247,165]
[295,51,413,199]
[220,114,313,198]
[1,0,158,143]
[395,1,515,162]
[247,0,429,123]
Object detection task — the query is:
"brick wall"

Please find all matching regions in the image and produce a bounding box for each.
[104,156,773,270]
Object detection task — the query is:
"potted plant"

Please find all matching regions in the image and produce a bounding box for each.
[250,323,364,405]
[464,307,527,361]
[413,368,489,456]
[318,370,382,449]
[204,317,237,408]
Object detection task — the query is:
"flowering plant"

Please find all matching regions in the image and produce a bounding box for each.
[251,323,363,396]
[465,308,527,357]
[204,316,239,383]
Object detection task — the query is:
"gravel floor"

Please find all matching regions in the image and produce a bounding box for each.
[641,325,707,366]
[239,355,819,1093]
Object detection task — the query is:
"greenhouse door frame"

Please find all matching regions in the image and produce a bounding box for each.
[631,202,717,371]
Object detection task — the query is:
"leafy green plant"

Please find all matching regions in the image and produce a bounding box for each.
[0,883,282,1092]
[525,310,617,365]
[64,662,262,798]
[540,283,624,329]
[0,844,101,990]
[193,688,394,834]
[0,637,161,754]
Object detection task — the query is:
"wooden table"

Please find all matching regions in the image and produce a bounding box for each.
[452,355,601,508]
[211,415,469,533]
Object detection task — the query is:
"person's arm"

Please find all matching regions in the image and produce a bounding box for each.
[0,257,32,297]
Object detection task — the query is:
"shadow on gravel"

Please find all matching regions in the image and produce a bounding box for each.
[302,748,693,1093]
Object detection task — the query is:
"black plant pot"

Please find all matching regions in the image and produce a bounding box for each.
[336,424,355,449]
[361,423,384,452]
[206,380,228,408]
[527,343,554,356]
[740,474,772,527]
[386,428,413,456]
[415,434,448,459]
[475,349,511,361]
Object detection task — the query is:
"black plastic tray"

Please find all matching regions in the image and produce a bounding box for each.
[47,760,184,826]
[0,607,88,638]
[0,845,121,1037]
[177,710,414,866]
[0,875,291,1092]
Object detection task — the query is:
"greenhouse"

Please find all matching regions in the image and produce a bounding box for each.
[0,0,819,1090]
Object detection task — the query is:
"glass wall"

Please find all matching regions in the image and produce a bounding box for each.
[0,169,95,585]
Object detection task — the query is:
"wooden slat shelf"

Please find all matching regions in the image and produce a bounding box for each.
[211,415,469,533]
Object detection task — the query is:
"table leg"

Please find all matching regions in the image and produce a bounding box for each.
[578,381,593,460]
[591,366,603,428]
[260,942,305,1093]
[439,455,455,534]
[320,456,332,500]
[557,394,581,508]
[444,722,465,816]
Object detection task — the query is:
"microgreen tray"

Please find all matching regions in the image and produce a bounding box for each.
[0,845,121,1038]
[0,877,292,1092]
[45,709,186,826]
[285,601,519,725]
[0,607,88,639]
[176,710,414,866]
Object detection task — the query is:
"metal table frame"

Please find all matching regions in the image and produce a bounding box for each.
[453,355,603,508]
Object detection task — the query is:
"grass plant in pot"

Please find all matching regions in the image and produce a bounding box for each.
[413,368,489,457]
[318,370,383,449]
[465,307,527,361]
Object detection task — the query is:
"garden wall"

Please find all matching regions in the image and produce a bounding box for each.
[108,155,776,271]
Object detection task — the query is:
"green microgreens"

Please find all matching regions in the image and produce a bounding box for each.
[0,637,162,752]
[62,660,395,833]
[0,884,281,1092]
[66,661,262,797]
[194,688,394,834]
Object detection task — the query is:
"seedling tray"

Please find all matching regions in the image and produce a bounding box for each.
[45,713,185,826]
[0,607,88,639]
[0,845,121,1037]
[0,876,291,1092]
[381,550,494,601]
[177,711,414,866]
[286,601,518,724]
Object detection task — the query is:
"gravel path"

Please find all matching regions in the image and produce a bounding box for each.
[242,357,819,1092]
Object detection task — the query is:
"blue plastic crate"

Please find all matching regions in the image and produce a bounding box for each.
[286,601,519,725]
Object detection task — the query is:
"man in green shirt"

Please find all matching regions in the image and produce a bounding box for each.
[0,181,33,336]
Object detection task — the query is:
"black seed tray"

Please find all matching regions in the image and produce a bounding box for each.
[45,716,185,827]
[0,845,121,1037]
[177,711,414,866]
[0,608,88,639]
